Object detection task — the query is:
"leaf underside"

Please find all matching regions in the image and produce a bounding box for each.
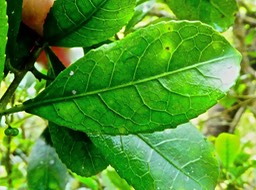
[89,123,219,190]
[26,20,241,135]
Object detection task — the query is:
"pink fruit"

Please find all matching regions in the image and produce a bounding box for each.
[37,47,71,67]
[22,0,54,36]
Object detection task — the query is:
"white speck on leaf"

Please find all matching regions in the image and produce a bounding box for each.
[49,160,55,165]
[72,90,77,95]
[69,71,74,76]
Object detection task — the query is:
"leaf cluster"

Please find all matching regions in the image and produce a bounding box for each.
[0,0,241,189]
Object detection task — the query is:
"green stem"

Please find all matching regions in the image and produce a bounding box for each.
[6,135,13,188]
[0,42,46,114]
[0,104,27,116]
[0,71,27,110]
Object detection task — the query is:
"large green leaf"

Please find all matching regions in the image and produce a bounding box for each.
[0,0,8,80]
[25,21,241,135]
[49,122,109,176]
[165,0,238,32]
[44,0,136,47]
[27,138,69,190]
[89,123,220,190]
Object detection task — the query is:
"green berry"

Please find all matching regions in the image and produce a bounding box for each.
[11,128,19,136]
[4,127,19,136]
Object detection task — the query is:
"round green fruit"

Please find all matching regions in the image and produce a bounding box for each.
[4,127,19,136]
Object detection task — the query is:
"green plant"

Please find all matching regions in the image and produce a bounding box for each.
[0,0,242,189]
[215,133,256,189]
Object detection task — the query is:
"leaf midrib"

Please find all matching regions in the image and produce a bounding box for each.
[26,54,237,109]
[137,134,205,189]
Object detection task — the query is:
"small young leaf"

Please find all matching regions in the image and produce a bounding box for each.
[215,133,240,168]
[125,0,155,33]
[105,168,132,190]
[27,138,69,190]
[89,123,219,190]
[0,0,8,80]
[49,123,109,176]
[165,0,238,32]
[44,0,136,47]
[25,21,241,135]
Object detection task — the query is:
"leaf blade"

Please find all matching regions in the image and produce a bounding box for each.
[0,0,8,80]
[26,21,241,135]
[44,0,136,47]
[89,123,220,190]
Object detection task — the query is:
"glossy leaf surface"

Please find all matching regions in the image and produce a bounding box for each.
[90,123,219,190]
[27,138,69,190]
[49,123,109,176]
[215,133,240,168]
[165,0,238,32]
[0,1,8,80]
[26,21,241,135]
[44,0,136,47]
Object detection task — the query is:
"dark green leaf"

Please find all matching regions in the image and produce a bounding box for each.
[25,21,241,135]
[49,123,108,176]
[165,0,238,32]
[6,23,39,70]
[215,133,240,168]
[90,123,220,190]
[44,0,136,47]
[5,0,39,71]
[6,0,22,41]
[0,0,8,80]
[27,138,69,190]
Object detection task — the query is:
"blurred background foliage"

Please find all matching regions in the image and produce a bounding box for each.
[1,0,256,189]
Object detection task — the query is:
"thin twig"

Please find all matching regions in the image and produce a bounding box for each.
[0,42,45,114]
